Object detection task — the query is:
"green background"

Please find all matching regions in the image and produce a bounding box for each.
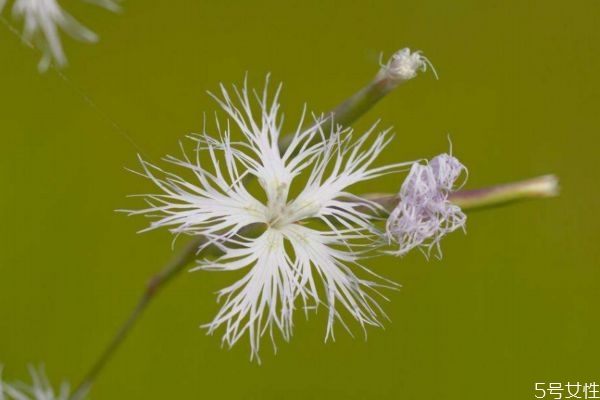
[1,1,598,399]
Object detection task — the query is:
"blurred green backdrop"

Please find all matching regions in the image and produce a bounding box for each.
[1,1,598,399]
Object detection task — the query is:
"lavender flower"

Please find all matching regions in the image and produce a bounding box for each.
[386,153,467,258]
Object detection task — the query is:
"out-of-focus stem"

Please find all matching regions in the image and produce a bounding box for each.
[312,76,397,134]
[71,236,207,400]
[369,174,559,213]
[278,48,427,152]
[276,76,389,152]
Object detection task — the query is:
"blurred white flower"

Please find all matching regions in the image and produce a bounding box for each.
[3,0,121,72]
[128,77,414,361]
[0,365,77,400]
[386,153,467,258]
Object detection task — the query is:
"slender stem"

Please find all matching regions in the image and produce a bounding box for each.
[447,174,559,211]
[369,174,559,213]
[70,59,418,399]
[71,237,206,400]
[278,72,405,152]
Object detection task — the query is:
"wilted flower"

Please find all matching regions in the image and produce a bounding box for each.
[127,77,418,360]
[3,0,121,72]
[386,152,467,258]
[0,365,78,400]
[378,47,438,83]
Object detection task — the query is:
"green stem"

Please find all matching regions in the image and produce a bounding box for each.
[71,236,207,400]
[369,174,559,213]
[278,65,410,152]
[447,174,559,210]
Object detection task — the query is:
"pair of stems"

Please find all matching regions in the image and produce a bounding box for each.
[70,52,557,400]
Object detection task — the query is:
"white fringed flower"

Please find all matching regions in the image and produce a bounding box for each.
[4,0,121,72]
[386,153,467,258]
[128,78,413,361]
[0,365,77,400]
